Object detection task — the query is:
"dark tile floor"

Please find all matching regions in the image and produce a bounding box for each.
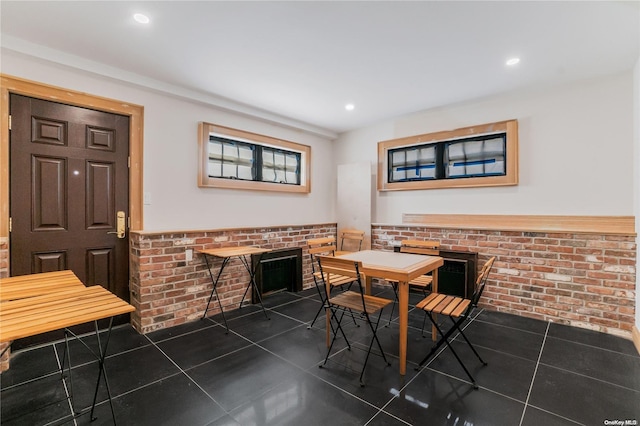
[1,286,639,426]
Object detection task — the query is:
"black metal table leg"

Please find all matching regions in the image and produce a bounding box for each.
[61,317,119,424]
[202,255,231,332]
[238,254,270,320]
[61,330,77,414]
[89,318,116,423]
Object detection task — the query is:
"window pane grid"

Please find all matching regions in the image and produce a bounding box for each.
[390,146,436,182]
[208,135,301,185]
[208,137,255,181]
[388,133,506,183]
[261,147,300,184]
[445,136,505,178]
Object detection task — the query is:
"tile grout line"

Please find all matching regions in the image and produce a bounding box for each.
[146,311,347,424]
[544,334,640,359]
[524,404,586,425]
[373,307,486,418]
[241,307,424,423]
[147,318,219,344]
[49,333,215,423]
[51,343,78,426]
[536,361,640,394]
[142,332,234,423]
[363,410,413,426]
[101,310,421,426]
[8,293,635,426]
[472,317,548,338]
[234,338,392,419]
[518,321,550,426]
[1,369,61,392]
[215,324,403,423]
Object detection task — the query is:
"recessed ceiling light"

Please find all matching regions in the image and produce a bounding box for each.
[345,104,355,111]
[506,57,520,66]
[133,13,150,24]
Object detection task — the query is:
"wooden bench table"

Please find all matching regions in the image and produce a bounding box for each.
[0,270,135,424]
[0,285,135,342]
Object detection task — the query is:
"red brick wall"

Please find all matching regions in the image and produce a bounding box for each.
[372,225,636,339]
[130,224,336,333]
[0,237,7,279]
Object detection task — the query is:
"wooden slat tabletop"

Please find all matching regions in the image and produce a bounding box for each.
[199,246,270,258]
[0,270,84,301]
[0,285,135,343]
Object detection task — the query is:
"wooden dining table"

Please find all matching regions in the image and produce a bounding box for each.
[336,250,443,375]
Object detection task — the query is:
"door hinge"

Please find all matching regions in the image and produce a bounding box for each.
[128,156,131,168]
[8,115,11,131]
[8,217,11,233]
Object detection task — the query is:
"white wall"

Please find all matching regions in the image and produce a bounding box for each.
[1,50,336,231]
[337,162,372,249]
[335,72,635,224]
[634,57,640,331]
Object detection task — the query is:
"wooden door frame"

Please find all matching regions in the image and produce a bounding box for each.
[1,74,144,275]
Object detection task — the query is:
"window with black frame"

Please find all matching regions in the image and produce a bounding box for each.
[388,133,507,183]
[261,146,301,185]
[378,119,518,191]
[208,136,256,180]
[199,122,310,193]
[208,135,301,185]
[390,145,437,182]
[445,135,506,179]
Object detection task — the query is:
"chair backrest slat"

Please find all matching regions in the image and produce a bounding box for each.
[339,229,364,252]
[315,255,361,279]
[307,237,338,272]
[471,256,496,306]
[307,237,337,253]
[317,255,369,313]
[308,244,337,255]
[400,239,440,256]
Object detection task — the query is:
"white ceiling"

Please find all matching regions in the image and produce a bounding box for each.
[1,1,639,137]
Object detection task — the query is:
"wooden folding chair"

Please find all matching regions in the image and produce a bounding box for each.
[317,255,392,386]
[415,256,496,389]
[386,240,439,333]
[335,229,365,256]
[306,237,357,329]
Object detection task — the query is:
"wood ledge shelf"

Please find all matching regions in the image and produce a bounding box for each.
[130,222,338,237]
[401,214,636,236]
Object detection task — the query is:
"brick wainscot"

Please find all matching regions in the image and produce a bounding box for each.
[372,224,636,339]
[130,223,336,334]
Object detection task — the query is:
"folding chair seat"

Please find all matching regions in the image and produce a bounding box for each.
[386,240,440,332]
[415,256,496,389]
[306,236,357,329]
[317,255,393,386]
[334,229,365,256]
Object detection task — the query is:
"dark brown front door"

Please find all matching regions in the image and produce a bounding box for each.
[9,94,130,304]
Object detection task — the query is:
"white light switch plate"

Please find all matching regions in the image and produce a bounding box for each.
[144,192,152,205]
[185,249,193,262]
